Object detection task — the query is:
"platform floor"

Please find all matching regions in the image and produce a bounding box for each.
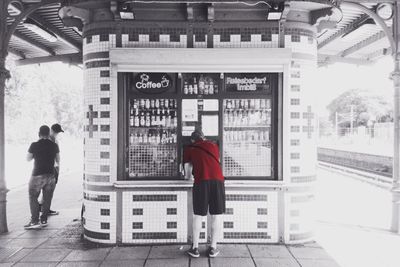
[0,168,399,266]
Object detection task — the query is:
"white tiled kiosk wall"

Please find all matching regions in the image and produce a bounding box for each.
[122,191,188,244]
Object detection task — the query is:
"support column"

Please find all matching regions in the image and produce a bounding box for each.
[0,0,10,233]
[391,1,400,233]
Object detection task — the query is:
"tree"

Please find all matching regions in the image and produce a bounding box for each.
[327,88,393,127]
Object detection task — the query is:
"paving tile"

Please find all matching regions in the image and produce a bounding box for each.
[145,258,189,267]
[6,238,48,248]
[288,246,333,260]
[39,238,82,249]
[57,262,101,267]
[214,245,250,258]
[190,257,209,267]
[0,240,10,248]
[0,231,25,239]
[18,230,59,239]
[253,258,301,267]
[148,245,190,259]
[20,248,72,262]
[297,259,341,267]
[0,248,22,261]
[210,257,255,267]
[105,246,150,260]
[100,260,145,267]
[1,248,33,263]
[248,245,293,258]
[0,263,13,267]
[13,263,58,267]
[63,248,111,262]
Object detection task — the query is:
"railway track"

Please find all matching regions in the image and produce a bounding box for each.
[317,148,393,189]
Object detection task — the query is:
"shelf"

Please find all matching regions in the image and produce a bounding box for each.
[130,143,177,146]
[130,126,177,130]
[223,126,271,129]
[223,108,271,112]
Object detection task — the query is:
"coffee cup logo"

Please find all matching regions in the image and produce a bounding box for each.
[133,73,173,94]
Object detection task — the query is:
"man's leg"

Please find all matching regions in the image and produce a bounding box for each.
[192,214,204,249]
[210,214,223,249]
[40,175,56,222]
[28,176,44,223]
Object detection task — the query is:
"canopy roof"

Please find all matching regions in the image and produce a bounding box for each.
[5,0,395,66]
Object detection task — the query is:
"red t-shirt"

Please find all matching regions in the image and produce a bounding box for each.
[183,140,224,184]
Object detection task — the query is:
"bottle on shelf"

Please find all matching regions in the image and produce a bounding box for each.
[184,81,189,95]
[198,75,205,94]
[209,78,214,95]
[193,77,198,94]
[188,84,193,95]
[150,99,155,109]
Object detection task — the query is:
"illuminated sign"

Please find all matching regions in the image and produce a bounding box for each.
[225,73,271,92]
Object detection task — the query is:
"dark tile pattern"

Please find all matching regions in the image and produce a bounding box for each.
[257,208,268,215]
[166,208,177,215]
[100,138,110,145]
[132,222,143,229]
[85,60,110,69]
[100,209,110,216]
[225,194,267,201]
[223,232,271,239]
[166,222,177,229]
[132,209,143,215]
[84,193,110,202]
[84,229,110,240]
[100,70,110,77]
[132,195,177,202]
[132,232,177,240]
[100,223,110,230]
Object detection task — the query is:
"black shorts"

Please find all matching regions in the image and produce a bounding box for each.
[192,180,225,216]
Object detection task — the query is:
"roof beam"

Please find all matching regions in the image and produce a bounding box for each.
[365,47,391,60]
[10,3,81,52]
[340,30,387,57]
[318,13,371,49]
[12,31,55,56]
[8,48,26,59]
[28,13,82,52]
[318,53,374,66]
[15,53,82,66]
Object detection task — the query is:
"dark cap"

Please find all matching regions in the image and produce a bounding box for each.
[51,123,64,133]
[190,129,204,142]
[39,125,50,137]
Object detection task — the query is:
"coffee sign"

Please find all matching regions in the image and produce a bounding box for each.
[133,73,174,94]
[225,73,270,92]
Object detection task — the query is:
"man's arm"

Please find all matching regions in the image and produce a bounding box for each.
[184,162,193,180]
[55,153,60,169]
[26,153,33,162]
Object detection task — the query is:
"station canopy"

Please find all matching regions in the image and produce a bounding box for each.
[5,0,394,66]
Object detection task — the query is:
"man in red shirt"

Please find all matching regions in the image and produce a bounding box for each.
[184,130,225,258]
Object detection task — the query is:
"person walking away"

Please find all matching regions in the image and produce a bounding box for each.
[24,125,60,229]
[184,130,225,258]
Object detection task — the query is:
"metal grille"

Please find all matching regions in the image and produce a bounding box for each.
[223,99,272,177]
[129,98,178,178]
[129,144,177,177]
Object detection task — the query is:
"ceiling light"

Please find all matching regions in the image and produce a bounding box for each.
[119,3,134,20]
[24,18,58,42]
[376,3,393,21]
[267,2,284,20]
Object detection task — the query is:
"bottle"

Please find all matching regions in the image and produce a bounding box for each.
[138,133,143,143]
[140,99,145,109]
[165,99,169,108]
[130,109,134,126]
[129,133,134,144]
[150,99,155,109]
[160,110,166,126]
[133,99,138,109]
[188,84,193,95]
[145,112,151,127]
[134,112,140,127]
[209,79,214,94]
[204,77,209,95]
[151,111,156,127]
[214,84,218,94]
[255,99,260,109]
[193,78,198,94]
[145,99,150,109]
[140,112,145,127]
[160,99,165,108]
[155,99,160,108]
[198,75,205,94]
[184,81,189,95]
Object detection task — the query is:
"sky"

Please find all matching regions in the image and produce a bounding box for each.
[314,56,393,116]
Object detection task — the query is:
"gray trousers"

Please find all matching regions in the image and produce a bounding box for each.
[29,174,56,222]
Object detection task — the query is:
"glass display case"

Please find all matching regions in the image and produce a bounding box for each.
[128,98,178,178]
[222,98,272,177]
[122,72,279,180]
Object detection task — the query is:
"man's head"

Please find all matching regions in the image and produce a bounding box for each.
[38,125,50,138]
[51,123,64,137]
[190,130,204,143]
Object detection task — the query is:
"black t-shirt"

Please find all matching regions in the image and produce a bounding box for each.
[28,139,60,176]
